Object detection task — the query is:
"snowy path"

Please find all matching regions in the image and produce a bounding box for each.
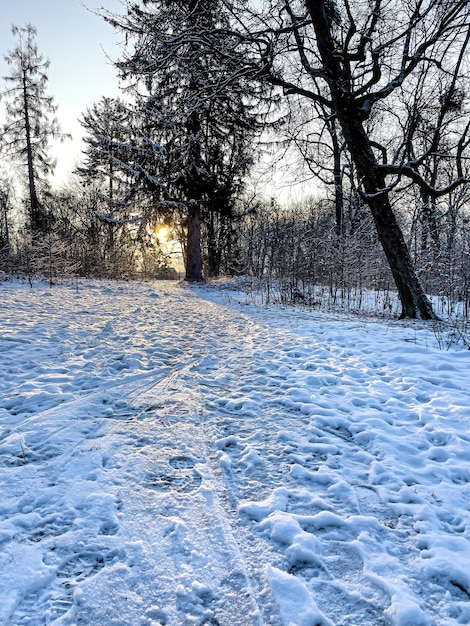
[0,280,469,625]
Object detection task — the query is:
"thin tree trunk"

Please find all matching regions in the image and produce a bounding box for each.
[329,119,344,237]
[206,210,218,277]
[0,192,11,253]
[22,70,42,232]
[421,190,440,253]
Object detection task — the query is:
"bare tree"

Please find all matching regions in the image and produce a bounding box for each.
[233,0,470,318]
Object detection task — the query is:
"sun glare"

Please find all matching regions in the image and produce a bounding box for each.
[155,225,170,243]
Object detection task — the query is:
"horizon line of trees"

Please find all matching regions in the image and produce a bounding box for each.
[0,2,469,320]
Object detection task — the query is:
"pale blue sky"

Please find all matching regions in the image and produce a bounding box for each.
[0,0,123,184]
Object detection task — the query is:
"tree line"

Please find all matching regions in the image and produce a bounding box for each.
[0,1,469,320]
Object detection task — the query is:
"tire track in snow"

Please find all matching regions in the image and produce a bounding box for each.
[70,365,265,626]
[3,325,264,625]
[2,371,180,625]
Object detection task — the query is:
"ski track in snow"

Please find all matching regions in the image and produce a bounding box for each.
[0,279,469,626]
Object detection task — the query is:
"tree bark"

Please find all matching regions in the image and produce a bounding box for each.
[185,203,204,282]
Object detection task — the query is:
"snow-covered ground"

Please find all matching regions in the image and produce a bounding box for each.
[0,279,469,626]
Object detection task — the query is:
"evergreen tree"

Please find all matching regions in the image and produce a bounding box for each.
[101,0,261,280]
[76,95,165,274]
[1,25,69,233]
[77,97,129,204]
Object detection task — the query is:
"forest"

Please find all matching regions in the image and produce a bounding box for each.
[0,0,469,321]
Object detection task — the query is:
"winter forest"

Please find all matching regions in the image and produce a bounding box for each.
[1,1,470,625]
[0,0,468,321]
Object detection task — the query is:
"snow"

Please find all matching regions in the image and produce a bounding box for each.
[0,278,469,625]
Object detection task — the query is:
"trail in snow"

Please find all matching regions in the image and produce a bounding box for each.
[0,279,469,626]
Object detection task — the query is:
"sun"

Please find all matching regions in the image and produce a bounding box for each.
[155,224,171,243]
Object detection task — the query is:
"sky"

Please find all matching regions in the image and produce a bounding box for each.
[0,0,312,201]
[0,0,124,185]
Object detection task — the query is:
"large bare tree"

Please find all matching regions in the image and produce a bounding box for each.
[236,0,470,318]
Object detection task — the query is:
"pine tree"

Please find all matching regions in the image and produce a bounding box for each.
[101,0,261,281]
[77,97,136,208]
[1,25,69,233]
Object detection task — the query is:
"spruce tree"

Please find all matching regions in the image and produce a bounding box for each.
[1,25,68,233]
[101,0,261,280]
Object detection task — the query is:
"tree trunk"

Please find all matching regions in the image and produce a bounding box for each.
[421,190,440,253]
[185,203,204,282]
[306,0,438,319]
[0,192,11,253]
[329,119,344,237]
[183,99,204,282]
[206,210,218,278]
[341,116,436,319]
[23,80,41,232]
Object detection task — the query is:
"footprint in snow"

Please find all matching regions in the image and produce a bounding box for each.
[10,548,123,625]
[147,456,202,494]
[177,581,220,625]
[169,455,196,469]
